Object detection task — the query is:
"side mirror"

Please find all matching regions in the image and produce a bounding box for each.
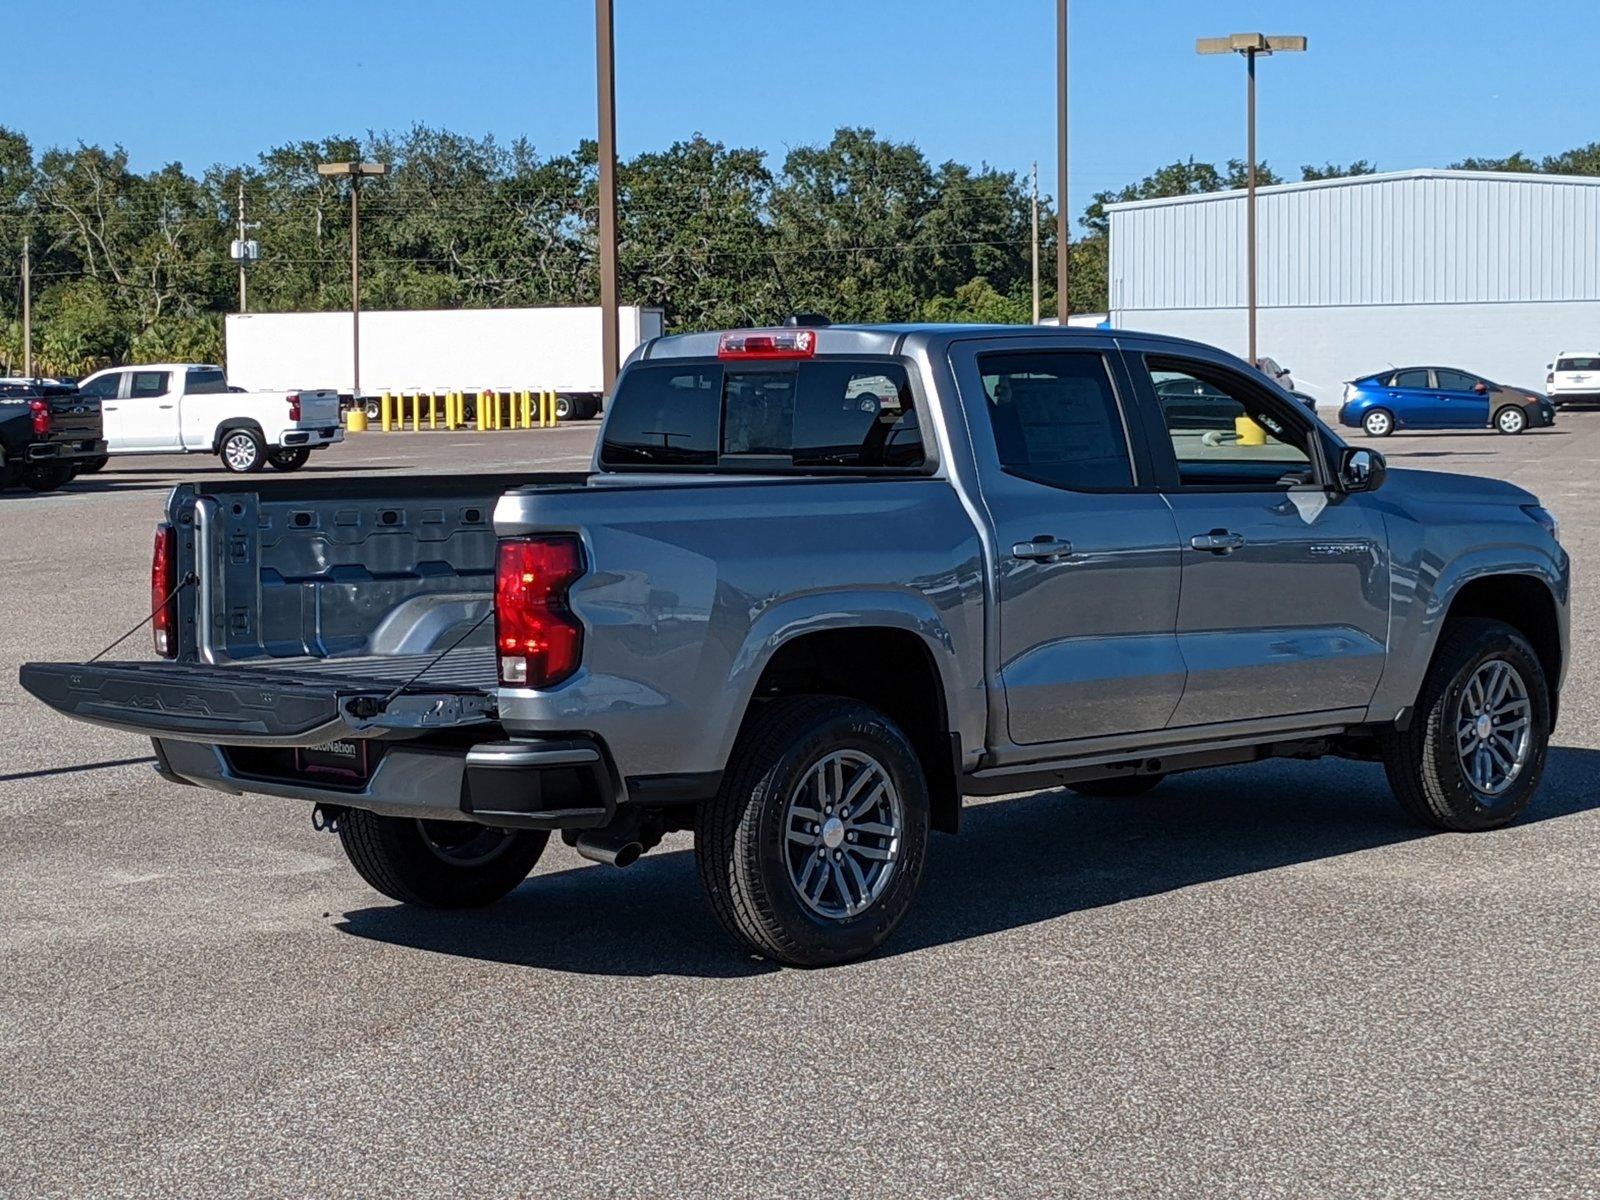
[1339,446,1387,493]
[1473,381,1488,394]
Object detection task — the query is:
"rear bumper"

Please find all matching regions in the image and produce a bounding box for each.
[1549,391,1600,405]
[154,734,619,830]
[280,427,344,448]
[26,438,107,461]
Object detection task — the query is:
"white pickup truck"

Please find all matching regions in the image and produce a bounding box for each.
[74,363,343,473]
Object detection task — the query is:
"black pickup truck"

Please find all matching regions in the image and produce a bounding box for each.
[0,380,107,491]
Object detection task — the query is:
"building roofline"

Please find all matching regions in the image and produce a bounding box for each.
[1104,167,1600,213]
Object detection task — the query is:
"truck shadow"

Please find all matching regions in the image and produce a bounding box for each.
[335,745,1600,979]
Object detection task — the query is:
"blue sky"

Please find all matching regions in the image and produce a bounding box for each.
[9,0,1597,220]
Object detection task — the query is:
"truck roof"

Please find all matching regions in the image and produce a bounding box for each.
[637,323,1117,362]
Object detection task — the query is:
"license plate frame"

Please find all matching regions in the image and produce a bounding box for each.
[293,738,373,782]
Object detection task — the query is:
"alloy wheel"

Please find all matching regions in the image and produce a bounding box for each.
[783,749,904,920]
[1455,659,1532,797]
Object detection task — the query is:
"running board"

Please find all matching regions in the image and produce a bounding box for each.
[962,726,1345,797]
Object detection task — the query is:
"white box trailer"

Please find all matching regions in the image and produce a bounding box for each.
[223,306,666,419]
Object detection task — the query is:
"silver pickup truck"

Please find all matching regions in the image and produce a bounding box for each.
[22,323,1570,966]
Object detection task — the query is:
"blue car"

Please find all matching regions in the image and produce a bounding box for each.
[1339,366,1556,437]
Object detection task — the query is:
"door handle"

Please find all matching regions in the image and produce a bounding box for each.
[158,404,174,409]
[1012,536,1074,562]
[1190,529,1246,554]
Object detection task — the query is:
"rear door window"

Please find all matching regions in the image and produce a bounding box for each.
[601,360,924,471]
[129,371,170,398]
[978,350,1134,490]
[1390,369,1431,389]
[185,368,228,394]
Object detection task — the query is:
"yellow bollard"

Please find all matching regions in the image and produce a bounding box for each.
[550,391,561,428]
[483,389,497,431]
[428,392,438,430]
[380,391,393,432]
[538,390,549,428]
[444,391,457,432]
[1234,414,1267,446]
[347,407,368,433]
[521,389,532,429]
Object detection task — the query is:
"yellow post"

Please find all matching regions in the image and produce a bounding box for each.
[484,389,497,430]
[444,391,457,431]
[520,389,531,429]
[428,392,438,430]
[538,391,549,428]
[380,391,393,432]
[550,391,561,427]
[347,407,368,433]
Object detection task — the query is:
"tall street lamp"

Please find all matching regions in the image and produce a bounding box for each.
[1196,33,1306,365]
[316,160,389,402]
[595,0,619,396]
[1055,0,1069,323]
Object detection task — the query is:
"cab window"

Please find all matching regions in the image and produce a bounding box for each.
[1144,355,1313,489]
[78,372,122,400]
[978,351,1134,490]
[129,371,170,398]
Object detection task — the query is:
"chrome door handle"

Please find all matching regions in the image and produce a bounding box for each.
[1013,536,1074,562]
[1190,530,1246,554]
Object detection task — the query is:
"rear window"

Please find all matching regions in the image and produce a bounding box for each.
[1556,356,1600,371]
[185,368,228,394]
[601,360,924,471]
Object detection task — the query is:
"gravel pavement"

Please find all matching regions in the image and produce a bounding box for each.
[2,418,1596,1198]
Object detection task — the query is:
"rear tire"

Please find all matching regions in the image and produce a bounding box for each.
[695,696,930,967]
[1494,405,1527,435]
[20,461,73,492]
[218,428,266,473]
[267,446,311,471]
[554,394,574,422]
[337,810,549,908]
[1068,774,1165,799]
[1379,618,1550,832]
[1363,408,1394,437]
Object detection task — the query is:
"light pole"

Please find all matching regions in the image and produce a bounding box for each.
[595,0,619,396]
[1055,0,1069,323]
[1196,33,1306,365]
[316,160,389,402]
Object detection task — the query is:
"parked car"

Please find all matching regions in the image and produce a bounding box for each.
[1254,356,1294,391]
[1339,367,1555,436]
[1546,352,1600,406]
[74,364,343,473]
[22,324,1569,966]
[0,378,107,492]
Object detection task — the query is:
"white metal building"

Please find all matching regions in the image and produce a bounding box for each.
[1106,169,1600,403]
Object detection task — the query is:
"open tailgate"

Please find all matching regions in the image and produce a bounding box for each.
[20,649,496,747]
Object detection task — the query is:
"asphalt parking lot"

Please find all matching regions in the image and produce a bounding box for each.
[3,415,1597,1198]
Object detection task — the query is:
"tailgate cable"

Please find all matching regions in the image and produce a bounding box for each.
[88,572,198,663]
[346,608,494,720]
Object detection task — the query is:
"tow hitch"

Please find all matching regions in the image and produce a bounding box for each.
[311,804,347,833]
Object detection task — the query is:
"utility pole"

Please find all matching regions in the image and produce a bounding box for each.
[238,182,248,313]
[316,160,389,402]
[595,0,620,395]
[1030,162,1041,325]
[1055,0,1069,323]
[21,236,31,378]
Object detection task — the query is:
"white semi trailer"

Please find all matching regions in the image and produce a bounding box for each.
[223,306,666,420]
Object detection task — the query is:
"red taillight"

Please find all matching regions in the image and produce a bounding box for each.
[495,537,585,687]
[29,398,50,437]
[717,328,817,360]
[151,523,177,658]
[287,392,301,422]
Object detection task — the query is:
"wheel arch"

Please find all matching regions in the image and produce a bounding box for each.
[212,418,266,455]
[1437,573,1564,722]
[730,603,966,834]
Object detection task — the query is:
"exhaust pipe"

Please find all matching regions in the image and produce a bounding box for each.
[573,832,644,868]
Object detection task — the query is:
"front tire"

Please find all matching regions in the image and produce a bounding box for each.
[1494,405,1527,435]
[337,810,549,908]
[1363,408,1394,437]
[267,446,311,471]
[219,428,266,473]
[1379,618,1550,832]
[696,696,930,967]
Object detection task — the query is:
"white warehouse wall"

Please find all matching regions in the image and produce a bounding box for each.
[1115,301,1600,404]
